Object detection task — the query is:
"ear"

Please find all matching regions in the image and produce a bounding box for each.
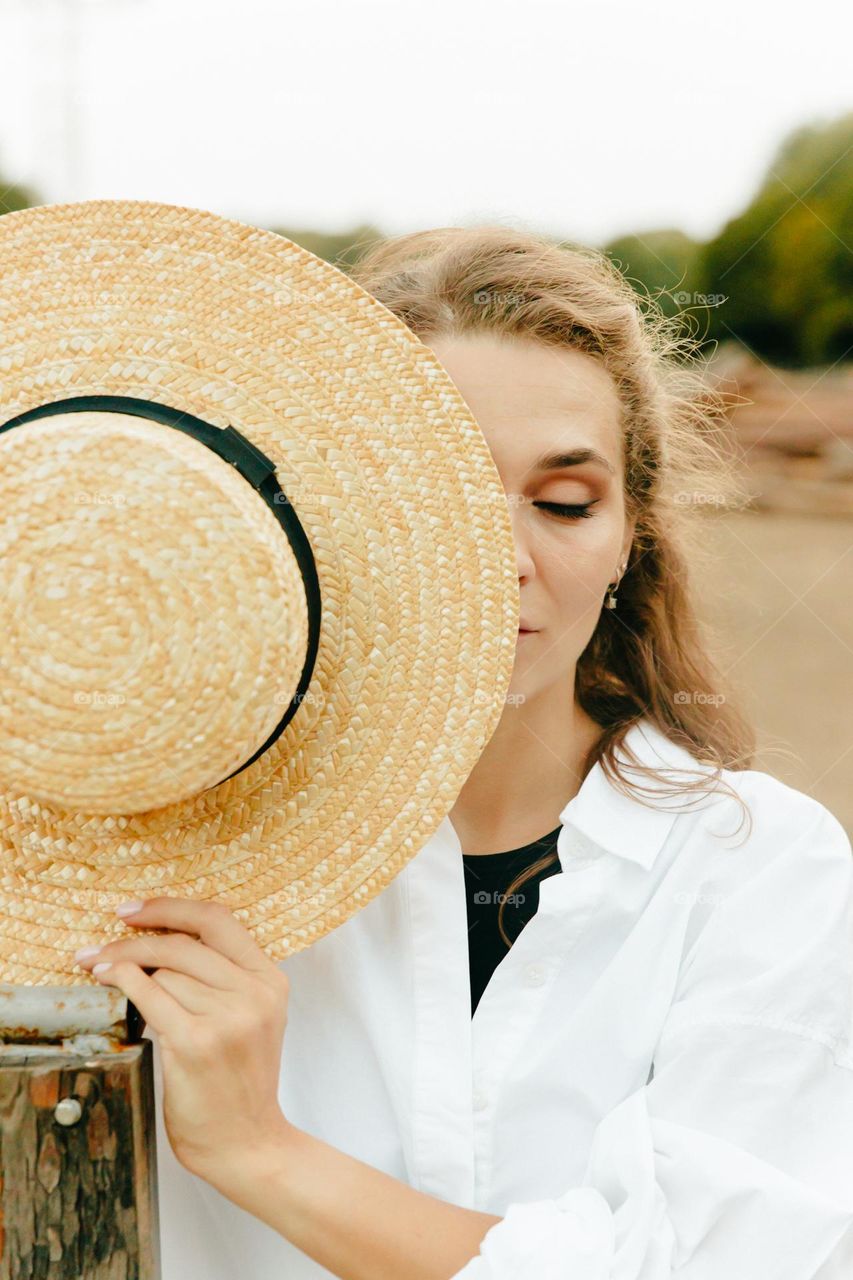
[621,515,637,568]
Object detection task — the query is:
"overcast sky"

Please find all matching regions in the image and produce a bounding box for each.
[0,0,850,247]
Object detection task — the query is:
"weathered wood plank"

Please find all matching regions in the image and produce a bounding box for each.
[0,1041,160,1279]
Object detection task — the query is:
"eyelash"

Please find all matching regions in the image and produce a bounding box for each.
[533,500,598,521]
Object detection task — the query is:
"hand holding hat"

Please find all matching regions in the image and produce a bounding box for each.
[76,895,292,1181]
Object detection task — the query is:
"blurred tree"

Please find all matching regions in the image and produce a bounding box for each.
[267,222,385,273]
[0,164,41,216]
[697,112,853,366]
[602,228,703,320]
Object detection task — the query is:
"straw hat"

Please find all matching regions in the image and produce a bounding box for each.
[0,199,519,986]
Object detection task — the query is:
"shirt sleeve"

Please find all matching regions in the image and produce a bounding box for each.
[450,800,853,1280]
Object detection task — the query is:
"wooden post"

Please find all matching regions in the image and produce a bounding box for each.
[0,986,160,1279]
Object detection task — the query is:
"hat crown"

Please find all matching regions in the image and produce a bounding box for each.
[0,410,309,814]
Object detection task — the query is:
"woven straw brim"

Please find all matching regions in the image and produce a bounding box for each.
[0,199,519,985]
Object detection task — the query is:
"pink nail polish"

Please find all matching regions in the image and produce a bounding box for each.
[74,946,101,962]
[115,900,144,917]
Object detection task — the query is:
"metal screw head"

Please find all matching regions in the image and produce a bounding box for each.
[54,1097,83,1126]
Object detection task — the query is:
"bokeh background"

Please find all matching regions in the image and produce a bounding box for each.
[1,0,851,831]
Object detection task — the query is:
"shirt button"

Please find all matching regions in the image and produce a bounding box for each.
[472,1087,489,1111]
[524,962,547,987]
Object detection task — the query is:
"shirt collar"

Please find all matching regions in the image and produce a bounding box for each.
[558,717,714,871]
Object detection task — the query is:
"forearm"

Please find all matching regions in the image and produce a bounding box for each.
[210,1117,501,1280]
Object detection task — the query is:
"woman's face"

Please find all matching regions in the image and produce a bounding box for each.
[424,332,635,707]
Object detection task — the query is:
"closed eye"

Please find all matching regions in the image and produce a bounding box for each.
[533,500,598,520]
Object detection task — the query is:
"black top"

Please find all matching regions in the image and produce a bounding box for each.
[462,825,563,1016]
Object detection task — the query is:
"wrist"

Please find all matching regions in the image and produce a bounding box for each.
[195,1111,296,1203]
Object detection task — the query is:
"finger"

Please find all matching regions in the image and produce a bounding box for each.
[79,933,242,992]
[90,960,191,1041]
[147,966,222,1016]
[114,898,271,976]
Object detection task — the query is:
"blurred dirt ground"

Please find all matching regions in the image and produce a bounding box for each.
[697,509,852,838]
[683,347,852,837]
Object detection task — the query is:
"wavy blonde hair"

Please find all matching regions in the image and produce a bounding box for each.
[347,224,759,947]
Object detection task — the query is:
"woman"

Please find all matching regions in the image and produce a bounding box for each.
[80,226,853,1279]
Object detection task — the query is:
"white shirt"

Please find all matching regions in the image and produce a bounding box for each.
[147,716,853,1278]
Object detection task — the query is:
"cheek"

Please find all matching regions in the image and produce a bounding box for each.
[538,526,617,601]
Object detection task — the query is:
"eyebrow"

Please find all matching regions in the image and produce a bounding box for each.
[531,448,616,476]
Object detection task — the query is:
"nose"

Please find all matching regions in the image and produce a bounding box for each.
[510,504,536,583]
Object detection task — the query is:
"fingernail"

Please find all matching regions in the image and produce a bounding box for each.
[74,946,102,962]
[115,900,144,917]
[92,962,112,975]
